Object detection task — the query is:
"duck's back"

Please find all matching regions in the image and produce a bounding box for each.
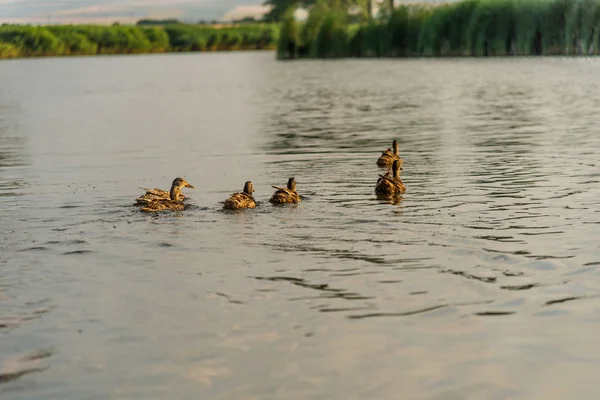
[223,193,256,209]
[375,176,405,195]
[270,188,300,204]
[136,188,172,204]
[140,199,185,212]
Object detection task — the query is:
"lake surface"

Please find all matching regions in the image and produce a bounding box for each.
[2,52,600,399]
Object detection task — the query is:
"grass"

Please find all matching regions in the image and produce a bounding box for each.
[0,23,279,59]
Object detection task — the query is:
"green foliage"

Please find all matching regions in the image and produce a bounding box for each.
[0,23,279,59]
[348,22,386,56]
[465,0,518,56]
[565,0,600,54]
[301,0,331,51]
[312,2,349,57]
[278,0,600,58]
[389,5,432,56]
[163,24,277,52]
[142,27,170,51]
[0,42,19,58]
[0,26,60,56]
[278,9,300,59]
[418,1,477,56]
[90,26,152,53]
[48,27,98,55]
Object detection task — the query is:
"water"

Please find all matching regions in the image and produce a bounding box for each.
[2,52,600,399]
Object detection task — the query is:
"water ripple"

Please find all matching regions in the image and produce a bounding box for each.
[2,54,600,399]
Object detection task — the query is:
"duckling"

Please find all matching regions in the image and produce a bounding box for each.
[139,177,194,213]
[222,181,256,210]
[376,139,403,168]
[269,177,301,204]
[136,177,195,205]
[375,159,406,195]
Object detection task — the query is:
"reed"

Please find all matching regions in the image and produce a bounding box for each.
[165,24,278,52]
[278,0,600,58]
[0,23,279,59]
[0,42,20,58]
[278,9,300,59]
[311,1,349,57]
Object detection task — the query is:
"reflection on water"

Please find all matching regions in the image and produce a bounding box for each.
[0,97,28,202]
[0,134,27,168]
[2,53,600,399]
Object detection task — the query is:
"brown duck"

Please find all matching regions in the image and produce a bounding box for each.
[139,177,194,213]
[376,139,403,168]
[136,177,194,205]
[222,181,256,210]
[269,177,301,204]
[375,159,406,196]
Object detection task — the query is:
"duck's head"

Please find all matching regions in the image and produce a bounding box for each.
[243,181,254,195]
[287,177,297,191]
[170,177,195,201]
[393,140,399,155]
[392,159,402,178]
[171,177,195,189]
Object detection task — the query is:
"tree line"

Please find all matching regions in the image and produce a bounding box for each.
[276,0,600,59]
[0,23,279,59]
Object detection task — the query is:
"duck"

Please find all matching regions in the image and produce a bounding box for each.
[136,177,195,205]
[222,181,256,210]
[375,159,406,196]
[139,177,195,213]
[376,139,403,168]
[269,177,301,204]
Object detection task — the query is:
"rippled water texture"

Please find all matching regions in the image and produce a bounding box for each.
[2,53,600,399]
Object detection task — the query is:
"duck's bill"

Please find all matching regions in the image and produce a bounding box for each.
[186,183,195,188]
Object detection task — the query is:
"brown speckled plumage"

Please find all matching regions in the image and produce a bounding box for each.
[376,140,403,168]
[136,178,194,205]
[139,177,194,213]
[375,160,405,195]
[269,177,301,204]
[140,198,185,212]
[223,181,256,210]
[136,187,174,205]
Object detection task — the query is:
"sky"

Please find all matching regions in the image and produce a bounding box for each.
[0,0,449,25]
[0,0,272,24]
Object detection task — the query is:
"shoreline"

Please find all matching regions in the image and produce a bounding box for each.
[4,49,598,62]
[0,46,277,61]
